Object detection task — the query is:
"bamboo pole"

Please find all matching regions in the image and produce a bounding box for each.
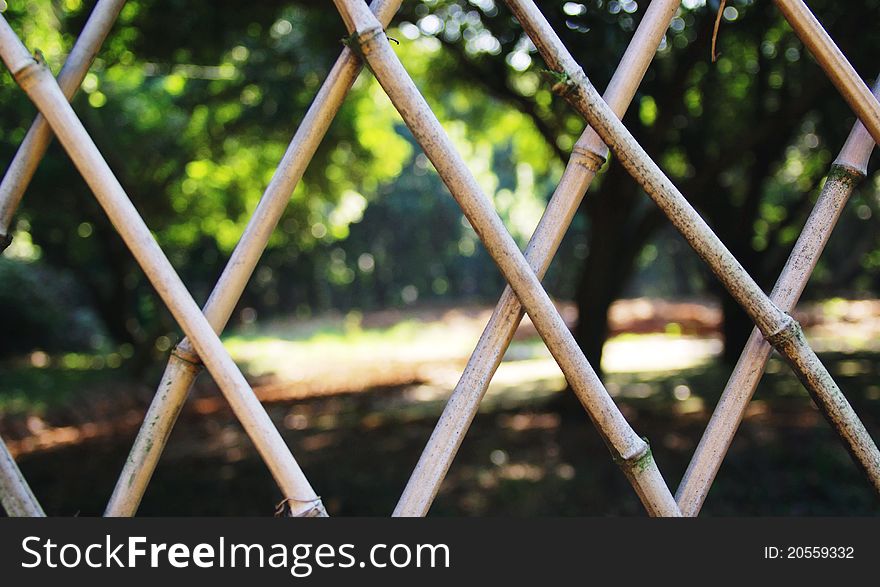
[103,0,402,517]
[676,80,880,516]
[773,0,880,146]
[333,0,681,517]
[502,0,880,493]
[395,0,681,517]
[0,16,325,517]
[0,436,44,516]
[0,0,126,251]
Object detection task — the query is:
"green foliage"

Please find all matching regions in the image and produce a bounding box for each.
[393,0,880,364]
[1,0,879,362]
[0,255,104,355]
[0,0,567,359]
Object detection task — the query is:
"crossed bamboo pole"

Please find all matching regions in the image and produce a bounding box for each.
[676,81,880,516]
[394,0,682,517]
[3,1,876,520]
[502,0,880,493]
[0,434,43,516]
[333,0,682,516]
[774,0,880,145]
[0,0,125,250]
[103,0,403,517]
[0,0,125,517]
[0,16,325,517]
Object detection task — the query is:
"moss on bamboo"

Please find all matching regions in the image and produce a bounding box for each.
[611,436,653,472]
[341,28,396,74]
[541,68,576,96]
[634,438,654,473]
[826,163,862,189]
[341,31,365,58]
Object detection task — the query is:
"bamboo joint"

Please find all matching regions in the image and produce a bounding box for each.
[343,25,387,60]
[170,344,204,369]
[543,67,583,98]
[764,312,800,348]
[569,142,606,172]
[614,437,652,468]
[281,496,328,518]
[825,163,864,187]
[10,55,45,88]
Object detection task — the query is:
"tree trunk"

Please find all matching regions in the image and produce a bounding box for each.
[574,224,622,381]
[714,224,768,365]
[573,165,661,381]
[719,289,755,365]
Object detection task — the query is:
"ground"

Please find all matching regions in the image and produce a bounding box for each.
[2,298,880,516]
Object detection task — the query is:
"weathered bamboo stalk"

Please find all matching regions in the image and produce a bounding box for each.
[394,0,681,517]
[773,0,880,146]
[0,436,44,516]
[0,16,325,517]
[676,85,880,515]
[103,0,402,517]
[0,0,126,251]
[334,0,681,516]
[502,0,880,493]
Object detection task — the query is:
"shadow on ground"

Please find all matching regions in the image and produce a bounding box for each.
[10,350,880,516]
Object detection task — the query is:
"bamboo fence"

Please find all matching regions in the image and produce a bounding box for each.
[0,0,877,517]
[0,12,324,518]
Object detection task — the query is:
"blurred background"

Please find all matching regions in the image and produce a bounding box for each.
[1,0,879,515]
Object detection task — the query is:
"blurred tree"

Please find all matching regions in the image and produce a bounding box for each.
[0,0,878,373]
[397,0,880,372]
[1,0,416,356]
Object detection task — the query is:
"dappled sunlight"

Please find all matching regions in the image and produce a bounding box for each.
[222,302,729,404]
[602,334,722,373]
[5,298,879,444]
[4,307,880,514]
[224,309,489,377]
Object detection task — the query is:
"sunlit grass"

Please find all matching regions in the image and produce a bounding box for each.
[4,299,880,418]
[223,312,490,379]
[223,309,726,379]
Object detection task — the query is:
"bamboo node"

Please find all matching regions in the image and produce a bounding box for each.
[341,26,388,63]
[633,438,654,473]
[826,163,863,187]
[11,57,47,89]
[612,436,651,468]
[570,143,606,172]
[541,68,576,97]
[275,496,327,518]
[765,312,801,348]
[170,344,203,368]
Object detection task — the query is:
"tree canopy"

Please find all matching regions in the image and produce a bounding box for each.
[1,0,878,371]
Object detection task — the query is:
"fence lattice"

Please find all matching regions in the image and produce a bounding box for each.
[0,0,878,517]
